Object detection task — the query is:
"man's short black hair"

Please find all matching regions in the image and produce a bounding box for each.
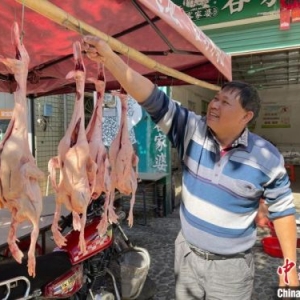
[221,81,261,123]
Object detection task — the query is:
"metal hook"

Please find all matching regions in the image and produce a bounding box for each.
[170,76,174,87]
[126,51,130,67]
[20,30,25,45]
[20,0,25,44]
[62,13,70,29]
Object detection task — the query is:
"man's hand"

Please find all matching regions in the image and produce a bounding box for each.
[255,199,269,228]
[82,34,155,103]
[82,35,114,63]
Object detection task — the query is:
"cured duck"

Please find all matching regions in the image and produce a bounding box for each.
[86,64,112,236]
[109,91,139,227]
[48,41,97,254]
[0,22,44,277]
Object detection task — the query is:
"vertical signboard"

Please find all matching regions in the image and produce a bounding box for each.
[135,110,171,172]
[134,87,172,214]
[135,88,171,174]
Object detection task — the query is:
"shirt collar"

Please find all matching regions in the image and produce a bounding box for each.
[208,127,249,149]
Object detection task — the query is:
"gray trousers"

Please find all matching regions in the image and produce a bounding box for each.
[174,231,255,300]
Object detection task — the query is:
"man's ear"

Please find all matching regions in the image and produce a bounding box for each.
[243,111,254,124]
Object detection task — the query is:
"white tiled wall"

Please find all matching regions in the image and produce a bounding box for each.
[34,94,75,196]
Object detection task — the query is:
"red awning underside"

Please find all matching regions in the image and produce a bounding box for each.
[0,0,232,97]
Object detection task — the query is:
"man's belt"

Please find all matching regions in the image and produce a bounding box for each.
[189,244,251,260]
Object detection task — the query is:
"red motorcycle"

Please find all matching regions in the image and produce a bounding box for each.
[0,197,154,300]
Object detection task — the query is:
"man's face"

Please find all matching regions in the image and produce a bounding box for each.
[206,88,253,138]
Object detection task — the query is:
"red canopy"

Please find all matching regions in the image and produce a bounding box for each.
[0,0,232,97]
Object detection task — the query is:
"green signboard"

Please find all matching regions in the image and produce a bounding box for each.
[172,0,280,26]
[134,87,172,214]
[135,110,170,174]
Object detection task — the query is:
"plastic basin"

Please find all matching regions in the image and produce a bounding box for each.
[261,236,300,258]
[261,236,283,258]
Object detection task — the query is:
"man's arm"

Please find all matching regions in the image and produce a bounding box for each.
[83,35,155,103]
[273,215,299,286]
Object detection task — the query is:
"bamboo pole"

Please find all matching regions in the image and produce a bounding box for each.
[15,0,220,91]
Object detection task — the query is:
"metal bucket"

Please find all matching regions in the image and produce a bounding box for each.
[119,247,150,300]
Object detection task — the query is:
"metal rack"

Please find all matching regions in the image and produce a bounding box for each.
[120,173,168,226]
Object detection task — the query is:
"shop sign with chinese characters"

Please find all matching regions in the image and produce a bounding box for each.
[136,118,170,173]
[171,0,279,27]
[261,105,291,128]
[152,125,169,172]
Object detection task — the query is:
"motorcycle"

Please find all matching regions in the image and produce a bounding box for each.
[0,197,154,300]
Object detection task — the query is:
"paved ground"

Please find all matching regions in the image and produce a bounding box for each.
[123,190,300,300]
[40,169,300,300]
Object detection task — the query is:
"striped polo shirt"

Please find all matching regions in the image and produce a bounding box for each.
[141,87,295,255]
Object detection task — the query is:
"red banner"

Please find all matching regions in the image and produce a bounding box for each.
[280,9,291,30]
[280,0,300,10]
[291,7,300,21]
[280,0,300,29]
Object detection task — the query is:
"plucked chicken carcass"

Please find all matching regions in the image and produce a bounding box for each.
[86,63,112,237]
[109,91,139,227]
[48,41,97,254]
[0,22,44,277]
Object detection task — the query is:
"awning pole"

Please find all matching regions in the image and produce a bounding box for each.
[15,0,220,91]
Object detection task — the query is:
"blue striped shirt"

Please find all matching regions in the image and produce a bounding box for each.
[142,87,295,255]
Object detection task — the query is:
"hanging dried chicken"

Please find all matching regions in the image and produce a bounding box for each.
[0,22,44,277]
[108,90,139,227]
[86,63,112,236]
[48,41,97,254]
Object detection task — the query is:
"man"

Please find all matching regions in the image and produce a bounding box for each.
[83,35,299,299]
